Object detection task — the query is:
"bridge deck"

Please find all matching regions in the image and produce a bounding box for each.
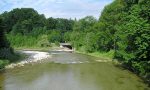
[60,43,71,46]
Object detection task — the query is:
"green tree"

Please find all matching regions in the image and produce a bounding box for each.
[48,31,62,43]
[0,18,10,49]
[73,16,97,32]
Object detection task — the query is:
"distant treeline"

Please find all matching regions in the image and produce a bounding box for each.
[0,8,75,48]
[1,8,74,34]
[0,0,150,84]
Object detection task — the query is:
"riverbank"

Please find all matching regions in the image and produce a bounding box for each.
[15,47,52,52]
[0,46,70,70]
[0,60,9,70]
[12,43,60,51]
[0,50,27,70]
[5,50,51,69]
[75,50,115,61]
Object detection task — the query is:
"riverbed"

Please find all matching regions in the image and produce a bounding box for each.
[0,51,149,90]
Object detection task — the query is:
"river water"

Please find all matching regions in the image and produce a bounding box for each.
[0,51,149,90]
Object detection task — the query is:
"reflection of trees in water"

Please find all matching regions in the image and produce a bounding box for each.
[6,63,70,83]
[74,63,148,90]
[0,72,4,90]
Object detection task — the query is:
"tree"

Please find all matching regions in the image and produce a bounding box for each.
[73,16,97,32]
[0,18,9,48]
[1,8,46,34]
[48,31,62,43]
[46,17,57,30]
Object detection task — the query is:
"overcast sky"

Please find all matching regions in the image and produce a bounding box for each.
[0,0,113,19]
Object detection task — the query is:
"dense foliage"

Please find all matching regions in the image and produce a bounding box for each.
[65,0,150,83]
[0,18,9,49]
[0,18,12,69]
[100,0,150,81]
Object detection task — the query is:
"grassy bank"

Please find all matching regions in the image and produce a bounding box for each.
[0,60,9,70]
[0,46,57,70]
[76,50,115,60]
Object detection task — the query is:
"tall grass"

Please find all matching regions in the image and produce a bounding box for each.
[7,34,38,48]
[76,50,115,60]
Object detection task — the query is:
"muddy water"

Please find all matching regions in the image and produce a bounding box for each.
[0,51,149,90]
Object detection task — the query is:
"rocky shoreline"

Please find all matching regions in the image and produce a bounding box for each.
[5,51,51,69]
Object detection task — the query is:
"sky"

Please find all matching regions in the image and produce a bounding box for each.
[0,0,113,19]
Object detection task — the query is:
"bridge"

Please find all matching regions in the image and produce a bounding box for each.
[60,43,72,49]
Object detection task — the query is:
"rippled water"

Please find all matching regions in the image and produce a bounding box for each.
[0,51,149,90]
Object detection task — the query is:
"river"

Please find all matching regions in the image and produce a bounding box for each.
[0,51,149,90]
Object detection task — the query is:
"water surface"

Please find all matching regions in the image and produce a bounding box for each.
[0,51,149,90]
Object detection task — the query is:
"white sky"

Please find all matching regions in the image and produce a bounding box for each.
[0,0,113,19]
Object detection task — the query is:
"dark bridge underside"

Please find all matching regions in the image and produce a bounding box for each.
[62,45,72,49]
